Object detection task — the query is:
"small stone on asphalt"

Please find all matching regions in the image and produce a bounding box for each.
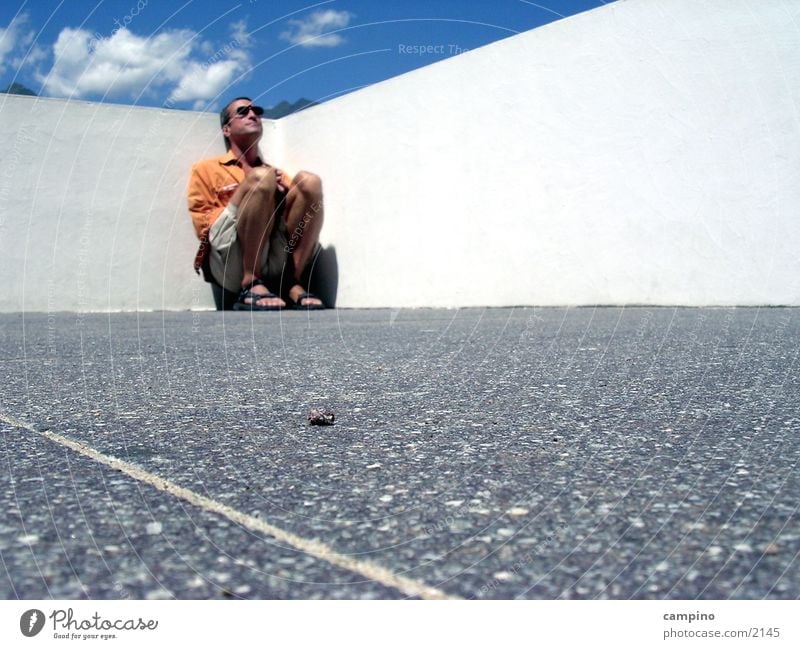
[145,522,163,535]
[307,408,335,425]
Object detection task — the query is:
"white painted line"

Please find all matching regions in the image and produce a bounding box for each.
[0,411,457,600]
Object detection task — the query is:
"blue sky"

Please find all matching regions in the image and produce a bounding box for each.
[0,0,612,112]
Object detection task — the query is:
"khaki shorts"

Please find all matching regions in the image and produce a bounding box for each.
[208,203,290,293]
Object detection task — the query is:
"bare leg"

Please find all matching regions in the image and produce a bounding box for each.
[284,171,324,307]
[229,167,285,308]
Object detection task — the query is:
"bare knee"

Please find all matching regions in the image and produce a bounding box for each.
[292,171,322,196]
[244,167,277,194]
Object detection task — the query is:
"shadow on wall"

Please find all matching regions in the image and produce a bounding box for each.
[309,245,338,308]
[210,245,338,309]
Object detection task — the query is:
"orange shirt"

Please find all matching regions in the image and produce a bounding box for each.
[187,151,291,239]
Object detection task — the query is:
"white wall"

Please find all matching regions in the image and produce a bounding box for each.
[1,0,799,311]
[0,96,278,311]
[281,0,800,307]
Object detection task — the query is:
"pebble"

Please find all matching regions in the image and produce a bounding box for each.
[145,522,163,535]
[145,588,173,600]
[493,571,514,582]
[16,534,39,545]
[506,507,529,517]
[307,408,335,426]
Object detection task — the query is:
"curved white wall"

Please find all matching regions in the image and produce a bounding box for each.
[282,0,800,307]
[1,0,798,311]
[0,96,261,311]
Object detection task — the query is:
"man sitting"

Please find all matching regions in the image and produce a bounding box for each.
[188,96,325,310]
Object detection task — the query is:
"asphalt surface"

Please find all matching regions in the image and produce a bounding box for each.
[1,307,798,599]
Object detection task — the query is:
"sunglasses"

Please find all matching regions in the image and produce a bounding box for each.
[228,104,264,122]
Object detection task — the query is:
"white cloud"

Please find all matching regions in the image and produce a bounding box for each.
[230,19,253,49]
[37,20,253,105]
[0,13,36,74]
[0,19,21,68]
[169,59,240,103]
[39,27,188,98]
[280,9,352,48]
[11,44,47,70]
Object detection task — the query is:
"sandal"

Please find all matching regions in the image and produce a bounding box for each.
[290,291,325,310]
[233,279,283,311]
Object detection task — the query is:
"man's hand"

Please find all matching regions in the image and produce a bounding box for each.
[275,168,288,193]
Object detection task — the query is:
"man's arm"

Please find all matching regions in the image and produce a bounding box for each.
[187,163,227,239]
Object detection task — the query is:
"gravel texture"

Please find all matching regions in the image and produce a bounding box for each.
[1,307,798,599]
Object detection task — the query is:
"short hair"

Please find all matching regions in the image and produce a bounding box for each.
[220,96,252,150]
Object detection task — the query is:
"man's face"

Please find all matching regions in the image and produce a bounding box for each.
[223,99,263,144]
